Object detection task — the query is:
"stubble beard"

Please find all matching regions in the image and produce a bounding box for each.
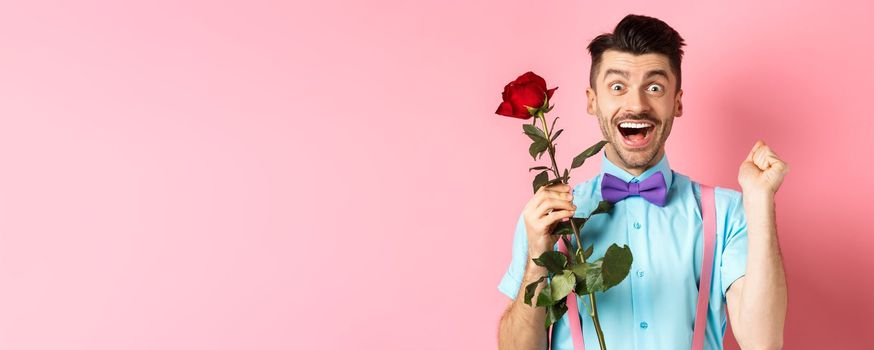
[597,112,672,170]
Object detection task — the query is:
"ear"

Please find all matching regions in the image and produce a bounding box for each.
[585,87,597,115]
[673,89,684,117]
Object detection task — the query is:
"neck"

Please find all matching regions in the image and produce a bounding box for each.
[604,144,665,177]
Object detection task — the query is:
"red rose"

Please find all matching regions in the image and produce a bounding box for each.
[495,71,558,119]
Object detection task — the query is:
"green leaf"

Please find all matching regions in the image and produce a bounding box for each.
[544,299,568,329]
[585,259,605,293]
[528,166,551,172]
[575,276,589,295]
[532,251,567,274]
[551,128,564,142]
[571,216,587,231]
[574,250,585,265]
[543,177,564,188]
[550,270,576,301]
[536,283,555,307]
[523,124,547,142]
[554,214,585,238]
[590,200,613,216]
[570,140,608,169]
[584,244,594,260]
[528,139,549,161]
[601,244,633,291]
[562,168,570,183]
[570,262,590,281]
[551,220,573,236]
[524,275,547,306]
[561,235,575,256]
[572,263,590,294]
[532,170,549,194]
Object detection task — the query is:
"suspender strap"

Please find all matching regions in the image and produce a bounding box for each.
[693,184,717,350]
[554,183,717,350]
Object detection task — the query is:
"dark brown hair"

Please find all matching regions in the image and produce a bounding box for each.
[587,14,686,92]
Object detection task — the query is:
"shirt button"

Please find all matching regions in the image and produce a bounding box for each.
[637,271,645,278]
[640,322,648,329]
[633,222,641,229]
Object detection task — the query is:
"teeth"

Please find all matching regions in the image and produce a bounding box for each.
[619,122,652,129]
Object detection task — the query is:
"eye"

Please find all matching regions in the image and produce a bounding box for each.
[610,83,624,91]
[647,84,663,93]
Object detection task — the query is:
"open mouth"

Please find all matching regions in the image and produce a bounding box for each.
[617,121,655,149]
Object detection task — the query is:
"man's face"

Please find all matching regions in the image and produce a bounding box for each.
[586,50,683,173]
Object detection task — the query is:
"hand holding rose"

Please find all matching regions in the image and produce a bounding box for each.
[523,184,577,259]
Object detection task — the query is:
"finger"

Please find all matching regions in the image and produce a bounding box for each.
[534,184,549,196]
[754,145,775,170]
[542,209,576,225]
[544,183,571,193]
[762,149,781,165]
[535,198,577,218]
[544,190,574,202]
[745,140,765,163]
[744,140,760,162]
[532,184,572,209]
[530,184,556,210]
[535,198,577,216]
[765,154,789,173]
[770,159,788,174]
[535,194,573,213]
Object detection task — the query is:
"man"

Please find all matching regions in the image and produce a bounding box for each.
[497,14,788,349]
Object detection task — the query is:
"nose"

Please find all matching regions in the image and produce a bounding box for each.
[623,89,650,116]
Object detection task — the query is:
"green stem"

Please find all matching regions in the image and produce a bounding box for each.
[536,112,562,181]
[589,292,607,349]
[536,112,585,259]
[537,110,608,350]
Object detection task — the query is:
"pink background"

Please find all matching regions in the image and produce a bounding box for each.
[0,0,871,349]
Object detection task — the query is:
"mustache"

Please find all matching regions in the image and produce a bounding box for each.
[616,114,659,125]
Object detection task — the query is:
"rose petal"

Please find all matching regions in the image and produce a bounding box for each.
[495,101,515,117]
[546,87,558,100]
[509,105,532,119]
[517,71,547,92]
[500,82,513,101]
[510,84,544,113]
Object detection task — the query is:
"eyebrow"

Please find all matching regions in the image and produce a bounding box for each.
[603,69,671,82]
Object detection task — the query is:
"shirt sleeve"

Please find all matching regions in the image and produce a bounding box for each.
[719,188,749,300]
[497,211,529,300]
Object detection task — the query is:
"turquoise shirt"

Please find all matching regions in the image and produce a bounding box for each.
[498,152,749,349]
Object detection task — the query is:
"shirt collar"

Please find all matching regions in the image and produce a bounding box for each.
[600,151,673,190]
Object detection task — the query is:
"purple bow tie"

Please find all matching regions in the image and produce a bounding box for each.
[600,171,668,207]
